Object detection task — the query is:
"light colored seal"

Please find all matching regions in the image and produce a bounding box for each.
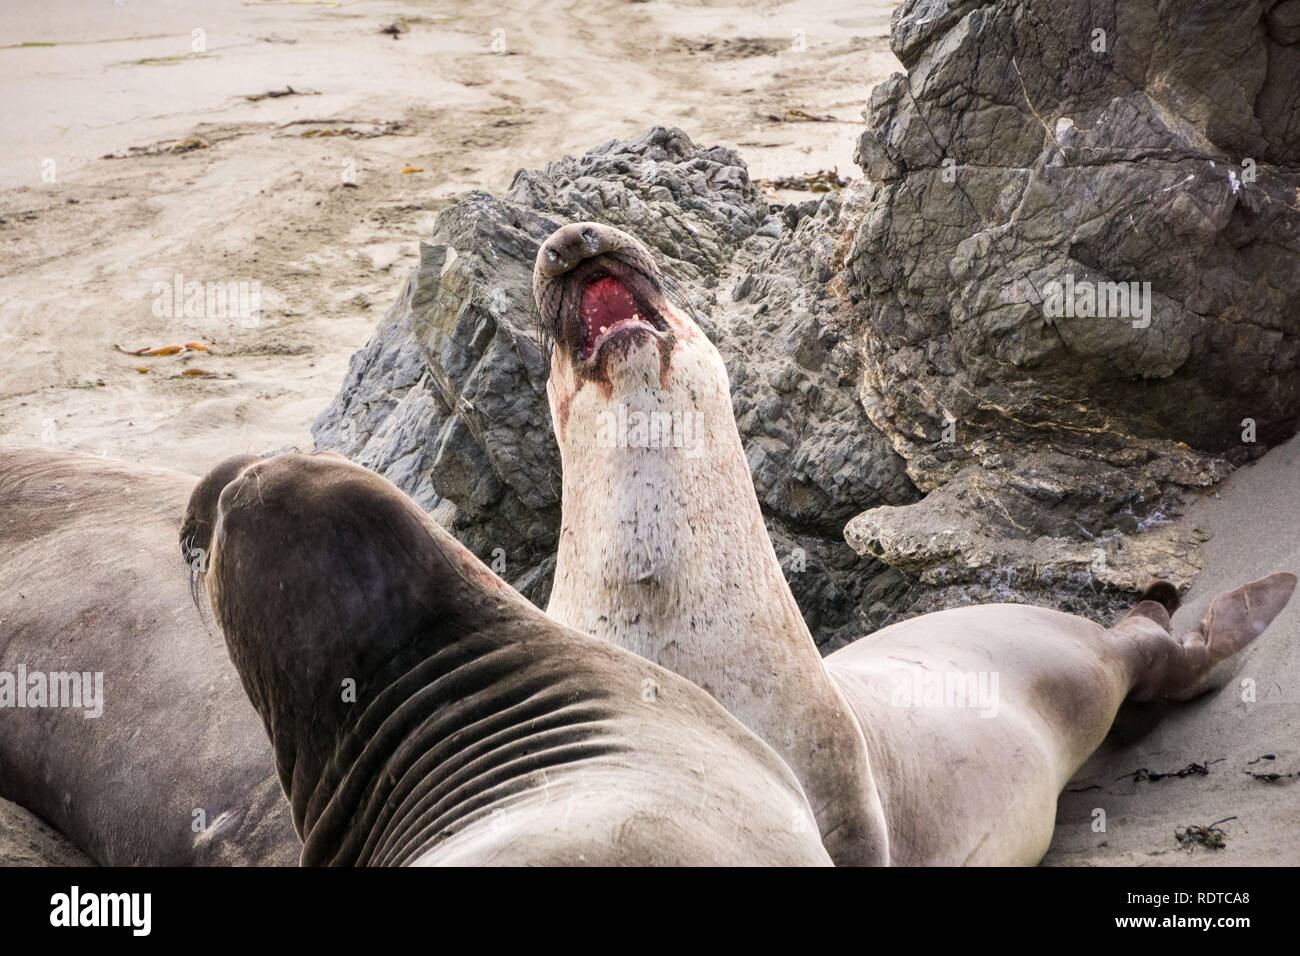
[533,221,1298,866]
[186,451,831,866]
[827,579,1295,864]
[0,445,299,866]
[535,221,890,864]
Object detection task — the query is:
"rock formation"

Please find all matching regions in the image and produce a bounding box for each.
[314,128,916,646]
[316,0,1300,645]
[846,0,1300,617]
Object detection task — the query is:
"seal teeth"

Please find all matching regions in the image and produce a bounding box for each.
[578,275,653,360]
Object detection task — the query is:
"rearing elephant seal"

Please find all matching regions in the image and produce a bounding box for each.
[533,221,1298,866]
[184,451,831,866]
[535,222,890,864]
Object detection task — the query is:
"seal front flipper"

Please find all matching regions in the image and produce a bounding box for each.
[188,451,829,866]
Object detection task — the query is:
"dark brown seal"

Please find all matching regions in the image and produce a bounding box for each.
[187,451,829,866]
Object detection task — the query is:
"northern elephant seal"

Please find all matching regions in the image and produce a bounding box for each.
[533,221,1298,866]
[185,451,831,866]
[0,446,299,865]
[535,221,890,864]
[826,577,1295,864]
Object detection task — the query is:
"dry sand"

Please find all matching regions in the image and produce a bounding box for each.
[0,0,897,474]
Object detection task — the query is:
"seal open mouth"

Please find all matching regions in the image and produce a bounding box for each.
[578,275,664,361]
[533,223,677,381]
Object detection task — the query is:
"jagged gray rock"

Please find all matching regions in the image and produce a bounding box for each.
[317,0,1300,644]
[314,127,915,645]
[843,0,1300,617]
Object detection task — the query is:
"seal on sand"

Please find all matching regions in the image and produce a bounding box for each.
[185,451,831,866]
[532,221,1297,866]
[827,575,1295,864]
[0,445,298,866]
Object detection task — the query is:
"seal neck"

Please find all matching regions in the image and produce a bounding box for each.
[551,405,813,667]
[549,343,813,669]
[198,456,623,865]
[547,368,891,864]
[293,634,622,866]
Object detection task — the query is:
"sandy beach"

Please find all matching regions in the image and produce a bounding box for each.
[1045,432,1300,866]
[0,0,898,474]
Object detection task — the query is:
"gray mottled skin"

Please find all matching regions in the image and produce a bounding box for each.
[188,452,830,866]
[0,445,298,866]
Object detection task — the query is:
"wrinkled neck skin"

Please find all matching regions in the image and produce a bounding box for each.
[549,332,782,676]
[204,476,619,868]
[295,637,623,867]
[545,316,890,866]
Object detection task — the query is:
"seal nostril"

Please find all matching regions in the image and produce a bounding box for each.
[546,249,560,263]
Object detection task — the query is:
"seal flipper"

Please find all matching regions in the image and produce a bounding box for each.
[1129,572,1297,702]
[1163,571,1297,701]
[1117,580,1181,630]
[1138,579,1180,617]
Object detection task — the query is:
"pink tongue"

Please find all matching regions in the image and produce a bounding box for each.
[580,277,639,356]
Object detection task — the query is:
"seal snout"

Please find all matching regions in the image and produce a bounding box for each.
[533,221,674,374]
[180,453,261,605]
[536,222,621,280]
